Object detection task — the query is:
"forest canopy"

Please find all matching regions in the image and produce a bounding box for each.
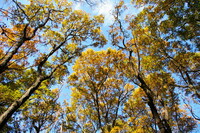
[0,0,199,132]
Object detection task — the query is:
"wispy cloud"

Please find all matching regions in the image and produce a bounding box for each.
[71,0,144,26]
[94,0,115,25]
[93,0,144,26]
[72,1,84,10]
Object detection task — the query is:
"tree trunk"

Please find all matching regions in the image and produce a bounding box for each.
[0,76,45,128]
[34,126,40,133]
[0,39,26,74]
[137,74,172,133]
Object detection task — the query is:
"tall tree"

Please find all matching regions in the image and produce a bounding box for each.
[10,87,61,133]
[109,0,199,132]
[66,49,133,132]
[0,0,106,127]
[129,0,200,97]
[19,88,61,133]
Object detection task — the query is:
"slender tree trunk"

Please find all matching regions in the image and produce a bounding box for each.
[0,76,45,128]
[137,74,172,133]
[34,126,41,133]
[95,92,102,129]
[112,100,120,128]
[0,39,26,74]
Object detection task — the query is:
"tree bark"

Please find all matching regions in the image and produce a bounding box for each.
[0,38,27,74]
[0,76,45,128]
[137,74,172,133]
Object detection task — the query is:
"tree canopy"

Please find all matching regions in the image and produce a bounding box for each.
[0,0,199,132]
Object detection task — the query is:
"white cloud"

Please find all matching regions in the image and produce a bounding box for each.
[93,0,143,26]
[73,2,83,10]
[71,0,144,26]
[94,0,115,25]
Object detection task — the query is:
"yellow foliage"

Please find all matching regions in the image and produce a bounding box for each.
[124,83,134,91]
[110,126,121,133]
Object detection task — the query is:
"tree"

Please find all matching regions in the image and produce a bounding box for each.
[18,88,61,133]
[129,0,200,97]
[65,48,133,132]
[1,79,65,132]
[123,73,196,132]
[124,87,156,132]
[109,0,199,132]
[0,0,106,127]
